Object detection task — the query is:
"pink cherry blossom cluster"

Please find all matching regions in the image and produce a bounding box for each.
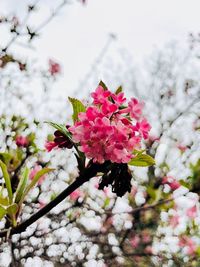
[69,85,151,164]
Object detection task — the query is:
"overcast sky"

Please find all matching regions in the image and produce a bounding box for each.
[1,0,200,94]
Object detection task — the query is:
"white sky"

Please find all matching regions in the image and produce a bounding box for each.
[1,0,200,95]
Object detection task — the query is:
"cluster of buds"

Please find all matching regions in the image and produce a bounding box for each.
[45,127,73,152]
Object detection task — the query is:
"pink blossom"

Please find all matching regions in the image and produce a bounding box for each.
[38,200,46,209]
[179,236,197,255]
[130,235,140,248]
[101,101,118,116]
[128,98,144,120]
[69,86,151,164]
[111,92,126,106]
[135,119,151,139]
[29,165,46,185]
[94,182,99,189]
[49,59,61,76]
[16,136,29,147]
[91,86,111,105]
[162,176,180,190]
[103,187,110,196]
[148,135,160,143]
[45,141,57,152]
[70,189,83,201]
[186,241,197,255]
[177,144,187,153]
[169,214,180,228]
[45,128,73,152]
[130,186,137,197]
[145,246,153,254]
[142,232,151,243]
[186,205,197,219]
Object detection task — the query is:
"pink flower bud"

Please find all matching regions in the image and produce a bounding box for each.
[69,189,82,201]
[48,59,61,76]
[16,136,29,147]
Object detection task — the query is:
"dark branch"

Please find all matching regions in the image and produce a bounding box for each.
[0,161,109,238]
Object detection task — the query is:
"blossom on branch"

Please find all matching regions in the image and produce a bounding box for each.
[45,128,73,152]
[16,135,29,147]
[69,85,151,164]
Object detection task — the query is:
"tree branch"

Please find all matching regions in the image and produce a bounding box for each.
[0,161,109,238]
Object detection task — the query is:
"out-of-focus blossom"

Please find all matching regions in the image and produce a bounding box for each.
[148,135,160,143]
[142,232,151,243]
[186,205,197,219]
[179,236,197,255]
[29,165,46,185]
[38,200,46,209]
[48,59,61,76]
[162,176,180,191]
[177,144,187,153]
[145,246,153,254]
[130,186,137,197]
[11,16,19,27]
[70,189,83,201]
[169,214,180,228]
[16,135,29,147]
[130,235,140,248]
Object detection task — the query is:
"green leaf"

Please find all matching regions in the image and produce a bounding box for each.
[15,167,29,203]
[147,187,162,203]
[132,149,146,155]
[46,122,72,141]
[103,197,110,208]
[179,180,191,189]
[0,205,6,220]
[7,203,18,216]
[0,153,12,165]
[128,154,155,167]
[146,186,156,200]
[0,196,9,206]
[68,97,86,123]
[115,85,123,94]
[19,168,54,206]
[50,192,57,201]
[99,80,108,90]
[0,160,13,204]
[196,246,200,256]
